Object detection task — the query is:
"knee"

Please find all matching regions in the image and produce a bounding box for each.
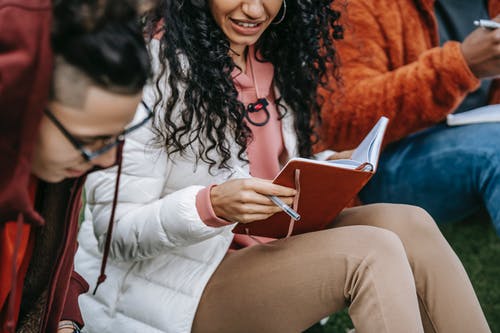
[351,226,408,266]
[478,147,500,179]
[367,203,446,252]
[373,203,441,237]
[390,205,453,268]
[398,204,442,239]
[369,226,406,255]
[462,144,500,179]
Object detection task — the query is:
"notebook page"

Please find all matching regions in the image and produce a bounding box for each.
[350,116,389,170]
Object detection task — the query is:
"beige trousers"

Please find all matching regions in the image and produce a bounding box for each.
[192,204,490,333]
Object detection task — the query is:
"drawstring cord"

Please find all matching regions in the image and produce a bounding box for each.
[4,213,24,333]
[93,144,124,295]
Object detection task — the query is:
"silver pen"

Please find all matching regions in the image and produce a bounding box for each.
[269,195,301,221]
[473,19,500,29]
[234,167,301,221]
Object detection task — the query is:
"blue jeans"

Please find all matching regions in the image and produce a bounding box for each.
[359,122,500,236]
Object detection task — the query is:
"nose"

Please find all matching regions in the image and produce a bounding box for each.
[242,0,265,19]
[91,147,117,169]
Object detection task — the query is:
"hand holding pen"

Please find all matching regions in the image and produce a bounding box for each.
[460,17,500,79]
[233,167,300,221]
[209,169,300,224]
[474,19,500,29]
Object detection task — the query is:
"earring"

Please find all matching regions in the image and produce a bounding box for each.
[272,0,287,25]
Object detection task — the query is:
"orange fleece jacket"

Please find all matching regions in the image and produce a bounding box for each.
[318,0,500,151]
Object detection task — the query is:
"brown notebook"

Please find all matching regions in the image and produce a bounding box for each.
[233,117,389,238]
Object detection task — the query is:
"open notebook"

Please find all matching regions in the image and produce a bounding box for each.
[233,116,389,238]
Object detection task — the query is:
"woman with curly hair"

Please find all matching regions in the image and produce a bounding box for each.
[75,0,490,332]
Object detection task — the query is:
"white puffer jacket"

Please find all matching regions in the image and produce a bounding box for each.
[74,47,302,332]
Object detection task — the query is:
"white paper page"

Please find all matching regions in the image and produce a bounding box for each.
[326,158,362,169]
[285,117,388,172]
[287,157,362,170]
[350,117,389,170]
[447,104,500,126]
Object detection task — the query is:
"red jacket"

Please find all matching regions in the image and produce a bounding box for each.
[318,0,500,151]
[0,1,88,332]
[0,0,50,225]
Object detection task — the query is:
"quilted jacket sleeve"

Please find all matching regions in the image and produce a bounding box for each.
[318,0,481,151]
[85,90,232,262]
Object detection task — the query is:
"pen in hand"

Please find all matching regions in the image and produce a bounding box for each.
[473,19,500,29]
[234,167,301,221]
[269,195,301,221]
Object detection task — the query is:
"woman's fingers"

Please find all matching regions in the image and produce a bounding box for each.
[236,213,277,224]
[233,202,288,214]
[239,177,297,197]
[327,149,354,160]
[234,190,294,206]
[210,178,296,222]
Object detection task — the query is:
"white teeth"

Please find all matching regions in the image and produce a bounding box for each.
[237,22,258,28]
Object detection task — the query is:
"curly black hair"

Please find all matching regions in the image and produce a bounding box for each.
[147,0,343,171]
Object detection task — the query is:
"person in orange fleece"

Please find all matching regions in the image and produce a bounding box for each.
[0,0,151,332]
[319,0,500,236]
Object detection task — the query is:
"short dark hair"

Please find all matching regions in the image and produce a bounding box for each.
[51,0,151,96]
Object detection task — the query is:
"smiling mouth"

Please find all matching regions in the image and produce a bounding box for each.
[230,19,264,28]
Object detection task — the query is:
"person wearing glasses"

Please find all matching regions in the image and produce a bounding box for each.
[74,0,489,332]
[0,0,151,332]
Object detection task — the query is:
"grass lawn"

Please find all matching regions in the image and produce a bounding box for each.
[305,216,500,333]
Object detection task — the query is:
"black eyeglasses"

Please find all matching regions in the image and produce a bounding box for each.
[44,100,153,161]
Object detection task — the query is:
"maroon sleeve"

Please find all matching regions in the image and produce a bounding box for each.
[0,0,52,225]
[60,270,89,328]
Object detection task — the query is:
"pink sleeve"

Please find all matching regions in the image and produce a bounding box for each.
[196,185,233,227]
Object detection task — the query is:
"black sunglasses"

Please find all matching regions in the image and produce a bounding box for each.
[44,100,153,161]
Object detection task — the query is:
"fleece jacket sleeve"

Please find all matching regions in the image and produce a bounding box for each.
[318,0,481,151]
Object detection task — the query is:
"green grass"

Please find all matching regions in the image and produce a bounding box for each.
[305,216,500,333]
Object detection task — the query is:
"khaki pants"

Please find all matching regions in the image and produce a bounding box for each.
[193,204,490,333]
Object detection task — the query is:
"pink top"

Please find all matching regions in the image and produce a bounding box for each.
[195,46,285,231]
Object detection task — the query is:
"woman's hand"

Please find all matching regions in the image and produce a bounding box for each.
[327,149,354,160]
[210,177,296,224]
